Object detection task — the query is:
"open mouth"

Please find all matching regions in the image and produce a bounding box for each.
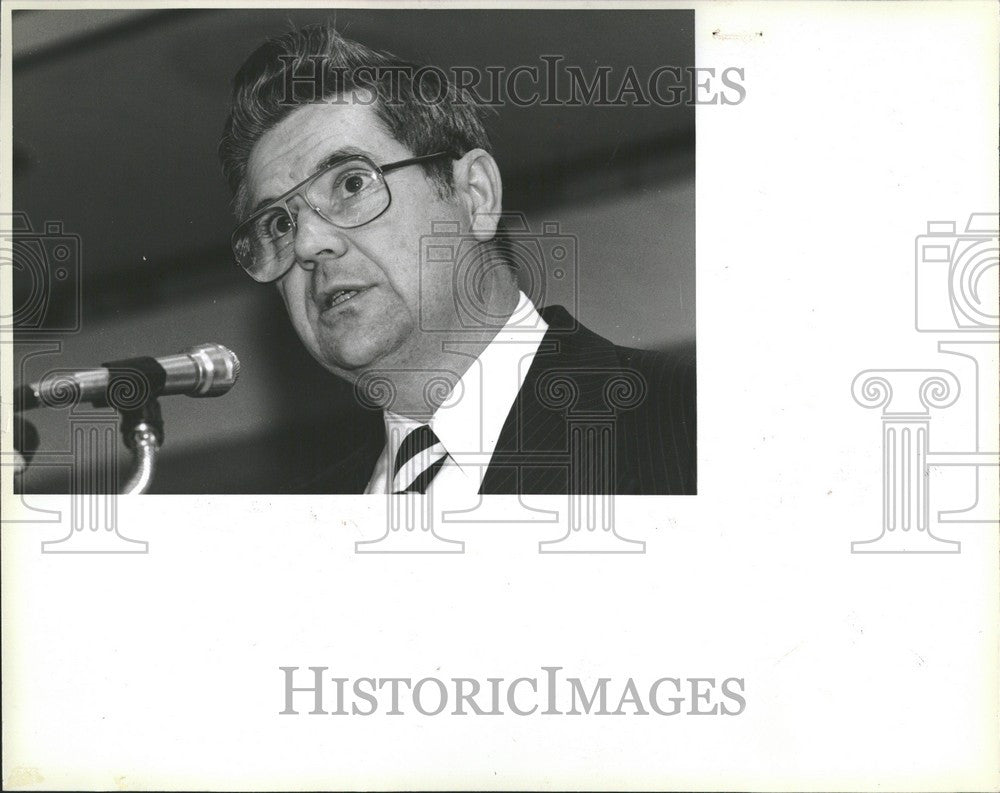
[324,287,367,310]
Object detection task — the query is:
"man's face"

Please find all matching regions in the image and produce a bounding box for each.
[246,98,469,379]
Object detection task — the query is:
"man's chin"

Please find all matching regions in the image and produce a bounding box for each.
[316,348,375,378]
[314,336,400,381]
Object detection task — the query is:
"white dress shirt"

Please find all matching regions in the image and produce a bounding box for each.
[364,291,549,497]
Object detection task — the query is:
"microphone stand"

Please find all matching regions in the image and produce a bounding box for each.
[14,343,239,496]
[118,400,164,495]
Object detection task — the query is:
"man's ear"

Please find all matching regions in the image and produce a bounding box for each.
[451,149,503,241]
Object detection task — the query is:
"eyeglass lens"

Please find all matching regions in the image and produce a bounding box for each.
[233,158,389,282]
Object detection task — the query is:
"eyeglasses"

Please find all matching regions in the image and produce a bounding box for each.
[231,151,450,283]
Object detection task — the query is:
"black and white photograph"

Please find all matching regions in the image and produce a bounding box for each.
[1,2,997,791]
[10,8,698,496]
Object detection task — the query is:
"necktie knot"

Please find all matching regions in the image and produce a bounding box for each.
[392,424,447,494]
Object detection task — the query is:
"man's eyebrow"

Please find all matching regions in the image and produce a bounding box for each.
[248,146,376,215]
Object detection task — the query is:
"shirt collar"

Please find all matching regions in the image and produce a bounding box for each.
[432,290,548,472]
[381,291,549,475]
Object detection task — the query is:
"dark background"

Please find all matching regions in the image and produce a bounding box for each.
[10,8,695,493]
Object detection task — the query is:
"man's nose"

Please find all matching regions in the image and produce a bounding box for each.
[291,201,349,269]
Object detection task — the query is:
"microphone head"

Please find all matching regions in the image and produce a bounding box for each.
[185,343,241,396]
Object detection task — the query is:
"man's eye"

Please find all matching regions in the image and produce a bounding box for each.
[261,211,294,240]
[336,170,376,198]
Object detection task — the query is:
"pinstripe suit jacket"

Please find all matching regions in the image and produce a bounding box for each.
[295,305,695,495]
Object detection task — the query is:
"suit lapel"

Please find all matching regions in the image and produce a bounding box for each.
[481,305,621,494]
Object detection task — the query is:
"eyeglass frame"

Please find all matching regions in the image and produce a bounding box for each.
[230,150,452,283]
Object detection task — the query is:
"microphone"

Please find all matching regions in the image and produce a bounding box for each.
[15,343,241,411]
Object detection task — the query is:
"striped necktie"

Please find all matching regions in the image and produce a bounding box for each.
[392,425,447,494]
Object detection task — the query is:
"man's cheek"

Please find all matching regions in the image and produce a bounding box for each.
[419,275,457,322]
[275,276,297,313]
[277,283,315,347]
[278,273,311,318]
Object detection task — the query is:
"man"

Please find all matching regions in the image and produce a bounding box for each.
[219,24,695,496]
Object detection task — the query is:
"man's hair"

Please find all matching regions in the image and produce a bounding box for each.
[219,23,493,219]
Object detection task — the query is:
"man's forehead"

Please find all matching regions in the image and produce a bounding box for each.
[246,99,396,197]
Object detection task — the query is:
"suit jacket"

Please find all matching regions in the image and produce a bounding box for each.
[294,305,695,495]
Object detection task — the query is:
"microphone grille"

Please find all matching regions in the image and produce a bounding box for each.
[220,344,241,382]
[186,343,241,396]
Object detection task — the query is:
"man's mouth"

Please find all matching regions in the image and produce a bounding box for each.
[322,287,368,312]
